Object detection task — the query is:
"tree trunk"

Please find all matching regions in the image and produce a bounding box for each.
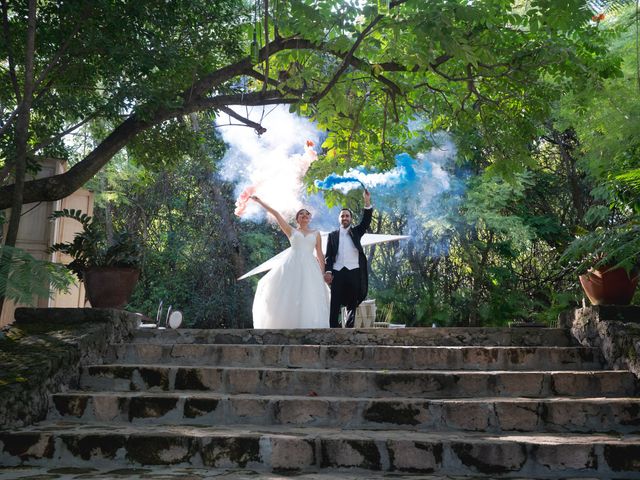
[210,181,246,280]
[101,174,114,245]
[208,178,252,329]
[554,127,587,222]
[0,0,37,313]
[468,231,493,327]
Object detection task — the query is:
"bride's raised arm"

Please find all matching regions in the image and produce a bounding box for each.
[249,195,293,238]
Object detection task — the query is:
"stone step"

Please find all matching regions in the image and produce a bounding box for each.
[1,422,639,477]
[49,392,640,434]
[130,327,576,347]
[0,465,598,480]
[79,365,639,398]
[107,344,604,371]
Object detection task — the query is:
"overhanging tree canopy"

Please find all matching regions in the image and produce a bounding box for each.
[0,0,618,210]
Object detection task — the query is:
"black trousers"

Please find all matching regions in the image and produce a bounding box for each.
[329,267,361,328]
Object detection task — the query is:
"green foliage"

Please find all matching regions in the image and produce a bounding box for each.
[278,0,615,175]
[48,210,141,280]
[561,221,640,274]
[1,0,246,173]
[2,0,635,326]
[96,122,254,327]
[0,246,73,305]
[462,172,534,249]
[366,141,593,326]
[127,118,211,171]
[556,7,639,202]
[555,4,640,279]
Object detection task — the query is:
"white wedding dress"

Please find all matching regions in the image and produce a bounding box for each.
[252,230,330,329]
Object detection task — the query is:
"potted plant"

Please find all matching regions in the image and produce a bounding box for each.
[48,209,142,308]
[562,220,640,305]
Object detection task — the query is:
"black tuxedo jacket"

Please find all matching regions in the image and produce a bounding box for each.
[325,207,373,303]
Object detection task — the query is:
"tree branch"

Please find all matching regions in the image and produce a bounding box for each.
[243,67,279,88]
[0,4,86,139]
[262,0,269,94]
[0,115,150,210]
[0,90,299,209]
[376,53,453,73]
[347,92,369,159]
[381,93,388,157]
[1,111,97,186]
[1,0,20,101]
[194,91,300,108]
[29,113,97,155]
[243,67,307,96]
[0,109,18,138]
[218,106,266,134]
[3,0,36,258]
[0,30,398,208]
[32,12,86,93]
[310,14,383,104]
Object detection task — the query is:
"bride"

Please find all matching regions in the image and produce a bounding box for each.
[249,195,330,329]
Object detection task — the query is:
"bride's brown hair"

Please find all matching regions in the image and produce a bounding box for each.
[295,208,311,222]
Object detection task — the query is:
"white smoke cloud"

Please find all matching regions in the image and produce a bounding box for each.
[216,107,464,247]
[217,106,322,221]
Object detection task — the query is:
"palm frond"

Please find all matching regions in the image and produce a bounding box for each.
[49,209,92,228]
[590,0,637,14]
[47,209,141,279]
[616,168,640,191]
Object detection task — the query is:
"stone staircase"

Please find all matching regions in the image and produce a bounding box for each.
[1,327,640,477]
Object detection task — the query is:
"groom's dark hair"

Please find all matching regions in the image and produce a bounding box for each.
[340,207,353,216]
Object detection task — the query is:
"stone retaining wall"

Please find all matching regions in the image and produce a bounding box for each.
[0,308,139,429]
[562,305,640,378]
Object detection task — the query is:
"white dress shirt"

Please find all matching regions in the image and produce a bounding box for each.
[334,227,360,270]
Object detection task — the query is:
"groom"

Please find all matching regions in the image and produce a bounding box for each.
[324,189,373,328]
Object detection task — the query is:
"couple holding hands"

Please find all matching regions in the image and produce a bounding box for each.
[250,190,372,329]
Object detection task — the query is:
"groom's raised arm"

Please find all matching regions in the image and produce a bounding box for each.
[354,189,373,234]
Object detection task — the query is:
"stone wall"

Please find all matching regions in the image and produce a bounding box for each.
[0,308,139,429]
[562,306,640,378]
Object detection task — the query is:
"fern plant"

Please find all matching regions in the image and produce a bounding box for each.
[48,209,141,280]
[0,245,74,304]
[562,220,640,275]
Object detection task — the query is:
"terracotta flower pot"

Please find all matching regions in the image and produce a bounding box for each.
[579,266,639,306]
[83,267,140,308]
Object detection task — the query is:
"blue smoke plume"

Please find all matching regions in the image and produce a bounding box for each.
[314,174,364,191]
[311,137,465,257]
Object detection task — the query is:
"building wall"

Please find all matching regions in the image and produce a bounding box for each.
[1,160,93,327]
